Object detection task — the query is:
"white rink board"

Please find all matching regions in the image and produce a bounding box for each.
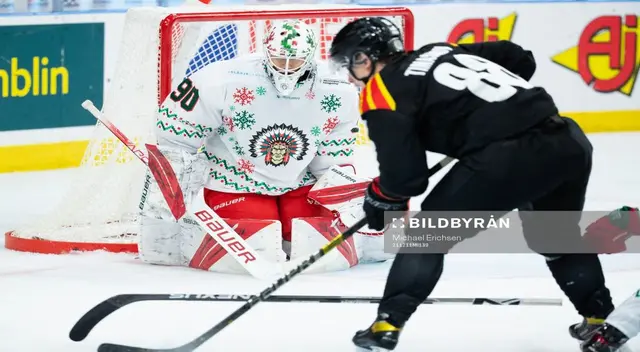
[410,3,640,112]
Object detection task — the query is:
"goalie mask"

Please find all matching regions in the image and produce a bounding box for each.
[263,20,318,96]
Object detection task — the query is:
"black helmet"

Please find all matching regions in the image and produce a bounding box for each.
[329,17,404,82]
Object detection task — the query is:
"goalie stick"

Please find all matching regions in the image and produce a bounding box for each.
[69,293,560,343]
[87,158,455,352]
[81,100,279,280]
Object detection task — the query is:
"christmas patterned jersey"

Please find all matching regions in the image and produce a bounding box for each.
[155,54,361,196]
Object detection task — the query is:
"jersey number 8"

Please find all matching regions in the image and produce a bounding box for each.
[434,54,533,103]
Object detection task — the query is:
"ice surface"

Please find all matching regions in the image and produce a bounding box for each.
[1,132,640,351]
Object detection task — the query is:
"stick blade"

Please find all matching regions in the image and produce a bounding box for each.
[70,295,150,342]
[98,343,181,352]
[69,298,122,341]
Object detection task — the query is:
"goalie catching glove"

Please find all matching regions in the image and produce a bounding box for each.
[364,177,410,231]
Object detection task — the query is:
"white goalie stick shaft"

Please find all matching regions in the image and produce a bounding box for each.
[81,100,278,280]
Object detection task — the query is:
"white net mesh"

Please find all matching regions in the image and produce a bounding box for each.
[7,5,413,251]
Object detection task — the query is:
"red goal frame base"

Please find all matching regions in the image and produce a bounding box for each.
[4,231,138,254]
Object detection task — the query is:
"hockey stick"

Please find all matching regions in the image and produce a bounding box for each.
[92,158,455,352]
[81,100,279,280]
[69,293,560,343]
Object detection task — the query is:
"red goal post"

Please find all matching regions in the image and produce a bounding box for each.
[5,6,415,254]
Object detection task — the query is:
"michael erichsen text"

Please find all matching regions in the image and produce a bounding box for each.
[391,233,463,248]
[390,215,511,229]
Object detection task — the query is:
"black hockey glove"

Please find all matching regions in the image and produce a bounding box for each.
[364,178,409,231]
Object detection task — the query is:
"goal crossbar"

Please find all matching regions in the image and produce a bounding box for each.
[159,7,415,102]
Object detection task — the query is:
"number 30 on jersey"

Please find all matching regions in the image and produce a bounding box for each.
[434,54,533,103]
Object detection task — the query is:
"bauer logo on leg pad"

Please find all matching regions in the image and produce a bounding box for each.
[185,218,284,274]
[193,210,257,264]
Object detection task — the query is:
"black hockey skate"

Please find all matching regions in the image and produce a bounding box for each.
[581,324,629,352]
[570,317,607,341]
[353,314,402,351]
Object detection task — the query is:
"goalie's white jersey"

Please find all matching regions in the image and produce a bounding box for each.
[156,54,360,195]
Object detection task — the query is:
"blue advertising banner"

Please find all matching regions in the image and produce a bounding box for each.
[0,23,104,131]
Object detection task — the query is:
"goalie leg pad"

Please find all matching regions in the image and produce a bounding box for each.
[138,217,183,266]
[199,190,285,274]
[355,232,395,264]
[303,165,394,267]
[139,216,285,273]
[290,217,359,273]
[185,218,285,274]
[289,217,393,273]
[138,145,208,266]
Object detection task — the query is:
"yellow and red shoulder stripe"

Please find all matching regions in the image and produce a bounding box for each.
[359,73,397,115]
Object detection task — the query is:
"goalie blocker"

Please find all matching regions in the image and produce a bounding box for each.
[139,165,393,275]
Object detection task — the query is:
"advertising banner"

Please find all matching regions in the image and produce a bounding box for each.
[411,3,639,131]
[0,23,104,131]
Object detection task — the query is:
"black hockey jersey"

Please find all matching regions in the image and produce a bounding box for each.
[360,41,559,198]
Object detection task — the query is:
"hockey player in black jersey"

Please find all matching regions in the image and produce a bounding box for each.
[330,17,615,351]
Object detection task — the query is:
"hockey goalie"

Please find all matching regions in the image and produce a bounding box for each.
[137,20,393,275]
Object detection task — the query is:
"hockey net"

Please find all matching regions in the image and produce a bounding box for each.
[5,5,414,254]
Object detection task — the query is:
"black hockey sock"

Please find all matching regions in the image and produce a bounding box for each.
[378,253,445,326]
[546,254,614,318]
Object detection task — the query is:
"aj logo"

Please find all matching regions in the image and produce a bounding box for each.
[552,15,639,96]
[447,13,518,44]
